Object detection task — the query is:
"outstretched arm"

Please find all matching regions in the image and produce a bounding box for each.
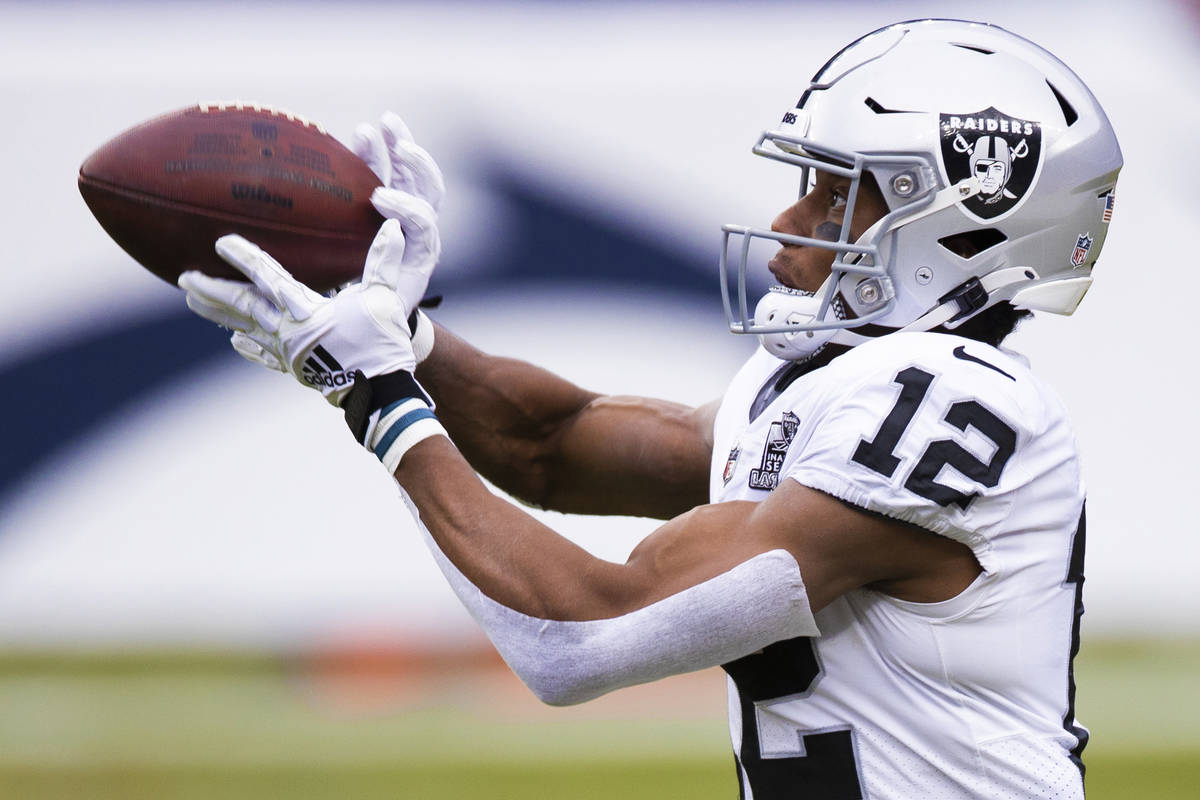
[417,323,717,520]
[392,432,977,704]
[396,431,976,621]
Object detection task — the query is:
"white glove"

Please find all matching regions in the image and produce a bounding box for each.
[181,225,448,470]
[349,112,443,363]
[179,219,425,407]
[351,111,446,213]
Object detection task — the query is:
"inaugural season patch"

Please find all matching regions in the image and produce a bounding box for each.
[940,107,1043,221]
[748,411,800,491]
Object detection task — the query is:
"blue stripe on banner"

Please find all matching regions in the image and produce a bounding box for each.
[0,309,232,514]
[373,408,437,460]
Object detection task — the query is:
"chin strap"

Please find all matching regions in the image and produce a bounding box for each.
[799,266,1041,355]
[899,266,1041,333]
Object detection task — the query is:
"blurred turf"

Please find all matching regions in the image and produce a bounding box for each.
[0,638,1194,799]
[0,763,736,800]
[1084,752,1200,800]
[0,757,1197,800]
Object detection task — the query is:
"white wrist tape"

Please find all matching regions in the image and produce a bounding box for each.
[411,309,435,364]
[396,488,819,706]
[368,397,447,472]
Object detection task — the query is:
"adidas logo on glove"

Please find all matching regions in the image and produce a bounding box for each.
[301,345,357,389]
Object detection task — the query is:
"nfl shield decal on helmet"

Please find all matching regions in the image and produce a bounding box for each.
[1070,233,1093,267]
[940,107,1043,221]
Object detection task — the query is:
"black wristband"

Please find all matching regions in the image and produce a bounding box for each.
[342,370,431,444]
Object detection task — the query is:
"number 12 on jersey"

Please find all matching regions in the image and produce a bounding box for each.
[851,367,1016,509]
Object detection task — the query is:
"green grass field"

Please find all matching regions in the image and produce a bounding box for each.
[0,639,1195,799]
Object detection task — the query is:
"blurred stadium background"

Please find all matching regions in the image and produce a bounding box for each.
[1,1,1197,797]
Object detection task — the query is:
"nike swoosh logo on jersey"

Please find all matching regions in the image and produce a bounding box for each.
[952,345,1015,381]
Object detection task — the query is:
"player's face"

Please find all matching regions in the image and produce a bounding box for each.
[767,170,890,292]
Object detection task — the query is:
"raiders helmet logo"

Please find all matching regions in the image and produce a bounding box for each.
[939,107,1043,221]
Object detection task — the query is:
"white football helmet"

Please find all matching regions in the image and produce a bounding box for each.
[720,19,1123,361]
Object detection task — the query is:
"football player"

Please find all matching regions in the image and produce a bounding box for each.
[180,19,1121,799]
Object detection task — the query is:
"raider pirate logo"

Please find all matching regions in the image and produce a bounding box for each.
[940,107,1043,221]
[748,412,800,491]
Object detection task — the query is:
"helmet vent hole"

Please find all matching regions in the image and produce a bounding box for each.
[863,97,913,115]
[1046,81,1078,126]
[938,228,1007,258]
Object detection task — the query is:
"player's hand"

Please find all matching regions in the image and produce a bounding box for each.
[352,112,445,213]
[351,112,442,284]
[349,112,442,362]
[178,218,427,407]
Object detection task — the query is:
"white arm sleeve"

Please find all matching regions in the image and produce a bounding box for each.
[398,490,820,706]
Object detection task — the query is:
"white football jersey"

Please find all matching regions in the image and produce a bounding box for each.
[711,332,1087,800]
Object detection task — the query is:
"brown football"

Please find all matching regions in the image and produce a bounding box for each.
[78,102,384,293]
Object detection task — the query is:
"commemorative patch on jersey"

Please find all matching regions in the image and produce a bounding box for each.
[939,107,1043,221]
[748,411,800,491]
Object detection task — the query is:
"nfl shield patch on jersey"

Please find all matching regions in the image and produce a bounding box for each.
[723,446,741,485]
